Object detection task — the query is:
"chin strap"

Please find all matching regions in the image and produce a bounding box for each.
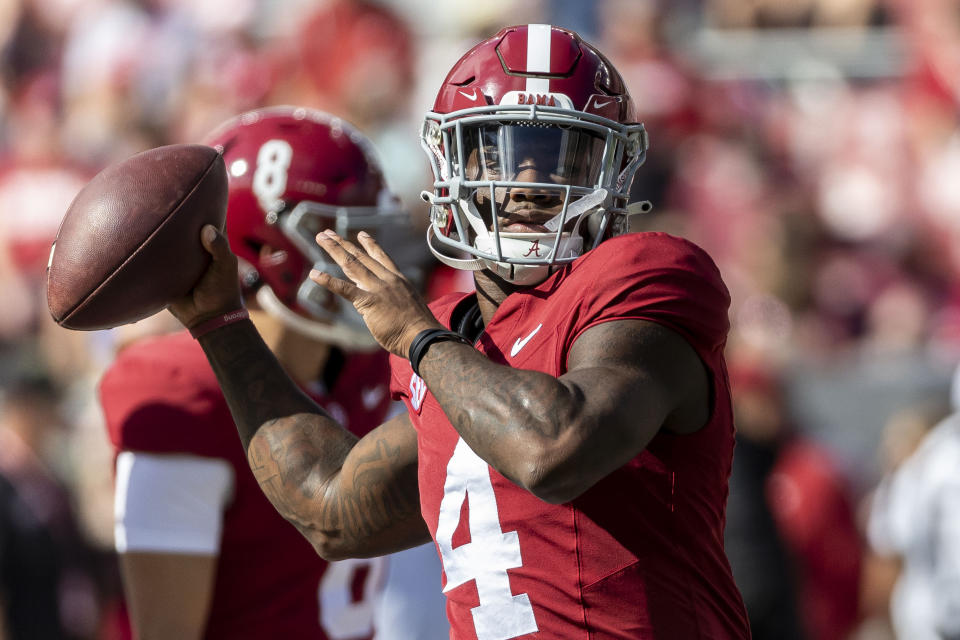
[425,225,486,271]
[424,224,569,284]
[543,188,608,233]
[254,286,381,351]
[421,187,610,282]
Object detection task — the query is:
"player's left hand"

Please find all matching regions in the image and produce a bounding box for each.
[311,229,443,357]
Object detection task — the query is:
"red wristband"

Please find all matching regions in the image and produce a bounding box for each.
[189,308,249,339]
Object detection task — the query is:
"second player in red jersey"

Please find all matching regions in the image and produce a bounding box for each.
[101,331,392,639]
[100,107,445,639]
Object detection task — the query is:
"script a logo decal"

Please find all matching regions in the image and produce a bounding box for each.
[511,323,543,357]
[522,239,542,257]
[409,374,427,412]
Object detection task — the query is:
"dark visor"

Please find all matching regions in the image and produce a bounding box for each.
[457,124,607,186]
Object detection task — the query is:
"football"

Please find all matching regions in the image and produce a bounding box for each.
[47,144,227,330]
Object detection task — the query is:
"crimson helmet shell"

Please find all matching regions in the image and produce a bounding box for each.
[205,106,410,347]
[419,25,649,285]
[432,24,640,124]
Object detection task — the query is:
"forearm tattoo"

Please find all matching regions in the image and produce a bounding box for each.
[198,320,322,449]
[198,321,423,551]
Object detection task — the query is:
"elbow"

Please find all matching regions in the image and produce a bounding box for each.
[510,391,597,504]
[311,541,354,562]
[523,473,589,505]
[278,503,360,561]
[303,529,360,562]
[512,442,590,505]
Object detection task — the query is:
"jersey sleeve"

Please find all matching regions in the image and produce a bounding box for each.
[99,337,236,458]
[568,233,731,360]
[114,451,234,554]
[389,353,410,403]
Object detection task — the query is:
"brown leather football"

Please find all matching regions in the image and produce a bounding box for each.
[47,144,227,330]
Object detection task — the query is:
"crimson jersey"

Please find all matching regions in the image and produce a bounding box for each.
[390,233,750,639]
[100,330,393,639]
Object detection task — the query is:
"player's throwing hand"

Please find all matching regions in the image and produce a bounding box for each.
[168,225,244,329]
[311,230,443,357]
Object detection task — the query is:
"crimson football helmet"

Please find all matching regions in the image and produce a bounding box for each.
[205,106,419,349]
[420,24,650,285]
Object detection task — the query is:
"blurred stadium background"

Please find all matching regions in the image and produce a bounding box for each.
[2,0,959,637]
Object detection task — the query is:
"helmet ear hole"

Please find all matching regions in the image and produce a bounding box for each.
[626,200,653,215]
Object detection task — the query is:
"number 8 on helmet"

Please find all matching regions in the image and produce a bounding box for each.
[205,106,422,349]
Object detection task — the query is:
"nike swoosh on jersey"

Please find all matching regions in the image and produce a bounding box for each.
[511,323,543,357]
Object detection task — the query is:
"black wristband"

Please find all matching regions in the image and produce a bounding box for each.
[408,328,470,377]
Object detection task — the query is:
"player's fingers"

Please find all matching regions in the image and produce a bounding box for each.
[315,230,384,282]
[201,225,230,259]
[200,225,239,280]
[356,231,401,275]
[309,269,361,303]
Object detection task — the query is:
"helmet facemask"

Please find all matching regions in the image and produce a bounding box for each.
[254,193,421,349]
[421,103,648,285]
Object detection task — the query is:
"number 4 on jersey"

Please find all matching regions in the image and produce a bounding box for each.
[436,438,539,640]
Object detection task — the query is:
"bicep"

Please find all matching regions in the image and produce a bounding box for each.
[119,552,217,640]
[554,319,709,483]
[113,452,233,639]
[565,318,710,435]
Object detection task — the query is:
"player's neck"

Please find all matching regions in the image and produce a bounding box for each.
[473,270,525,325]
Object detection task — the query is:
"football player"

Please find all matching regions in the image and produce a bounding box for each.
[100,107,446,639]
[168,26,751,638]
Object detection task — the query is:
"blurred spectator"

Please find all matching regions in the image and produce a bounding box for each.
[0,371,117,639]
[858,399,947,638]
[0,75,89,277]
[291,0,415,129]
[769,429,864,640]
[725,358,805,640]
[727,352,863,639]
[867,366,960,639]
[274,0,430,219]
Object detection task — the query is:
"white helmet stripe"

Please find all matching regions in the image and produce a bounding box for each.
[525,24,552,94]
